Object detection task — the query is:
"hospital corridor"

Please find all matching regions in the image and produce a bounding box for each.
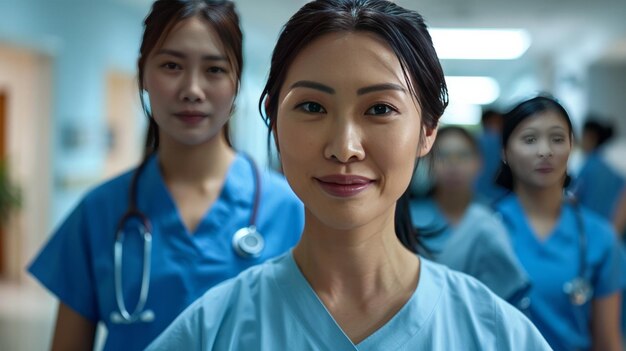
[1,0,626,350]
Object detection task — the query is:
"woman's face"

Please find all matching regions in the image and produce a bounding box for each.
[504,110,572,190]
[276,32,436,230]
[142,16,236,147]
[432,131,481,191]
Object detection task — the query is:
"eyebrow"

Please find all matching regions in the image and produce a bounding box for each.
[156,49,228,61]
[289,80,335,94]
[357,83,406,95]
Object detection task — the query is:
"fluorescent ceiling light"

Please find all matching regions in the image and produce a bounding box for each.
[441,103,482,126]
[446,76,500,105]
[431,28,531,60]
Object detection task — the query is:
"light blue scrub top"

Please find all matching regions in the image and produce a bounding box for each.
[496,194,625,351]
[147,251,551,351]
[410,199,530,304]
[27,153,304,351]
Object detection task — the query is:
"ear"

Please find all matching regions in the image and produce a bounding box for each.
[418,126,438,157]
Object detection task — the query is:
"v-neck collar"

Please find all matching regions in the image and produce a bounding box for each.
[137,153,254,244]
[500,194,570,247]
[271,252,443,350]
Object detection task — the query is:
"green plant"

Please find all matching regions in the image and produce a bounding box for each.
[0,160,21,224]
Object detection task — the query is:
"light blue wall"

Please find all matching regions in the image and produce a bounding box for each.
[0,0,148,229]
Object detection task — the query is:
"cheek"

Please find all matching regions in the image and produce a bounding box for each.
[371,126,420,189]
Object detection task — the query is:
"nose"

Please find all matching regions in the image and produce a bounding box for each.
[179,70,206,103]
[537,139,553,158]
[323,117,365,163]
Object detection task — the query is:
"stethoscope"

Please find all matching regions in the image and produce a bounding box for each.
[110,154,264,324]
[562,194,593,306]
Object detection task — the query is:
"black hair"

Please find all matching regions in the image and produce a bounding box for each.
[495,95,573,190]
[583,117,614,149]
[259,0,448,253]
[138,0,243,155]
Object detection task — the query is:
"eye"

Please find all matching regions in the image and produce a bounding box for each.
[365,104,396,116]
[296,102,326,114]
[552,136,566,143]
[208,66,227,74]
[161,62,181,70]
[523,136,536,144]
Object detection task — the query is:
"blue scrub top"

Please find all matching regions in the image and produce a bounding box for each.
[27,153,304,351]
[146,251,550,351]
[410,199,530,304]
[496,194,625,351]
[573,151,626,220]
[475,130,508,202]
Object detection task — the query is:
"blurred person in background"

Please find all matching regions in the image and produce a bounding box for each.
[572,117,626,235]
[26,1,303,350]
[410,125,530,306]
[494,96,624,351]
[475,108,508,203]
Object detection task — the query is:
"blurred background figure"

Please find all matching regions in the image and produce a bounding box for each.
[572,117,626,235]
[475,109,508,203]
[410,126,530,306]
[494,96,624,351]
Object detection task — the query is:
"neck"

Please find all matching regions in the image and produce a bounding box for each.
[157,131,235,184]
[515,183,563,219]
[293,207,419,302]
[433,187,472,225]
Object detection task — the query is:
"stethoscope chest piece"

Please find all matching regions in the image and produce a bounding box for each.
[563,277,594,306]
[232,225,264,258]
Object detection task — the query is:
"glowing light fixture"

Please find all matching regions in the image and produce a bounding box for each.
[431,28,531,60]
[445,76,500,105]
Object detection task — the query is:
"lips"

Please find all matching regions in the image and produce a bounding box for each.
[535,163,554,173]
[315,174,374,197]
[174,111,209,124]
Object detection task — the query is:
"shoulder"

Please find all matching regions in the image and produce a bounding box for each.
[467,204,509,238]
[81,167,135,208]
[578,205,618,243]
[147,254,286,350]
[421,261,549,349]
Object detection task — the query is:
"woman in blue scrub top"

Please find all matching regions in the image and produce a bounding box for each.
[27,1,303,350]
[148,1,550,349]
[494,96,624,350]
[410,126,530,305]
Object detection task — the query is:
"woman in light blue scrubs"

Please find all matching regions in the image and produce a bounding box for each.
[147,1,550,349]
[410,126,530,305]
[27,1,303,350]
[494,96,624,350]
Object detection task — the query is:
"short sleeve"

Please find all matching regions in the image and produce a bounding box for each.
[593,221,626,297]
[27,200,99,322]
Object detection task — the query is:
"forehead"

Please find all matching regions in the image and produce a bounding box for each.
[282,31,406,90]
[512,110,570,133]
[152,16,224,55]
